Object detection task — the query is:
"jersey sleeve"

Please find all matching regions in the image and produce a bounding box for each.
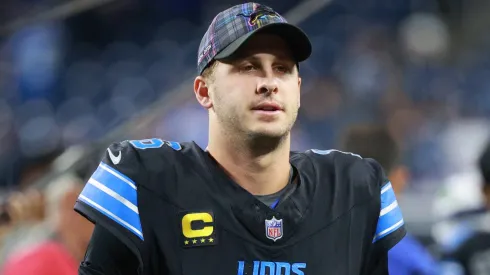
[369,159,406,251]
[79,225,140,275]
[74,141,146,263]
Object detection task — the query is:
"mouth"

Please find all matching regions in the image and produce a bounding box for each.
[251,102,284,113]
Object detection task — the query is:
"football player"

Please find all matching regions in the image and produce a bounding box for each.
[76,3,406,274]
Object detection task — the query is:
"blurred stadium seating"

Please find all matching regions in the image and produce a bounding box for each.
[0,0,490,273]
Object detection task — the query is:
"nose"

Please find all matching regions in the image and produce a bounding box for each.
[257,80,278,95]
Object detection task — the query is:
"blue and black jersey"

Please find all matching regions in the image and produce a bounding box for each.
[76,139,406,275]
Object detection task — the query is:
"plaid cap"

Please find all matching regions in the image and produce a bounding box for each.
[197,2,312,75]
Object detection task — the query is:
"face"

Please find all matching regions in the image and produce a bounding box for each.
[194,33,301,140]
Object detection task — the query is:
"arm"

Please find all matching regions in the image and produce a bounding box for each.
[365,159,407,274]
[372,180,406,250]
[79,225,139,275]
[74,141,147,273]
[368,253,389,275]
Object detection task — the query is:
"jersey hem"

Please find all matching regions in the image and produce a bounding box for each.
[75,200,144,266]
[374,225,407,252]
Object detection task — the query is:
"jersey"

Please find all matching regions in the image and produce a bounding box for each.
[75,139,406,275]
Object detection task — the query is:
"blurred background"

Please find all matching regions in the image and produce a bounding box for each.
[0,0,490,274]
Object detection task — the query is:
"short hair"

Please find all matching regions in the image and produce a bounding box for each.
[201,60,218,81]
[478,141,490,185]
[340,124,400,174]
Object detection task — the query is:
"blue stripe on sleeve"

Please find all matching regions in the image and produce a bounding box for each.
[91,163,137,206]
[99,162,136,188]
[78,181,143,240]
[374,205,404,241]
[373,182,404,243]
[380,183,396,209]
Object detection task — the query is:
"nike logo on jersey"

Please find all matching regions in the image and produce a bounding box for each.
[107,148,122,165]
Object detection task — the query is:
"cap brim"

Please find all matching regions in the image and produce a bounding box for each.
[214,23,312,62]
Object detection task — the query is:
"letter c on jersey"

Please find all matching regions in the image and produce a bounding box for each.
[181,212,214,238]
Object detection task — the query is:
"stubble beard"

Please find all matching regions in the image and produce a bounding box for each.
[214,103,297,156]
[211,83,299,155]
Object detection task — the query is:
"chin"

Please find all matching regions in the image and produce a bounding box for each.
[248,126,290,139]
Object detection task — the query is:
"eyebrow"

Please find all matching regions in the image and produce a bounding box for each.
[232,53,295,64]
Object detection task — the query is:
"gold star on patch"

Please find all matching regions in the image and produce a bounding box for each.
[184,240,189,245]
[208,238,214,242]
[200,238,206,243]
[192,239,197,244]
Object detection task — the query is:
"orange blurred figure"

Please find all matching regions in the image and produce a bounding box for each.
[1,174,94,275]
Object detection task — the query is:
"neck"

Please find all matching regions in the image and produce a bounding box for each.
[207,127,291,196]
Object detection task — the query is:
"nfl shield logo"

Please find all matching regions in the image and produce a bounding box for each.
[265,216,283,241]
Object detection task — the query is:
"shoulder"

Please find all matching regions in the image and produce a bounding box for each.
[74,138,194,260]
[106,138,187,164]
[76,138,189,216]
[103,138,196,180]
[297,148,406,249]
[305,148,381,174]
[298,148,386,192]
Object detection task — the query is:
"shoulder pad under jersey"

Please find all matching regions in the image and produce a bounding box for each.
[74,138,184,259]
[305,148,406,251]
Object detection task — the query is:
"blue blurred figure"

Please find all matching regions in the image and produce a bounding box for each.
[439,140,490,275]
[341,124,439,275]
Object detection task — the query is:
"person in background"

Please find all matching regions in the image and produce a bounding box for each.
[341,124,439,275]
[440,140,490,275]
[0,189,46,264]
[1,173,94,275]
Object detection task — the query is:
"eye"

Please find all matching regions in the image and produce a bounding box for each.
[274,65,291,74]
[241,64,257,72]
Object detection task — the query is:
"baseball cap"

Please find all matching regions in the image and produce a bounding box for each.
[197,2,312,75]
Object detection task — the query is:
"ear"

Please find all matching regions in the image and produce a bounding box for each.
[194,76,213,109]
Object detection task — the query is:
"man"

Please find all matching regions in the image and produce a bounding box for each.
[341,124,439,275]
[440,140,490,275]
[75,3,406,274]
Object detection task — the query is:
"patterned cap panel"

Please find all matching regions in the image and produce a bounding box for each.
[197,2,287,74]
